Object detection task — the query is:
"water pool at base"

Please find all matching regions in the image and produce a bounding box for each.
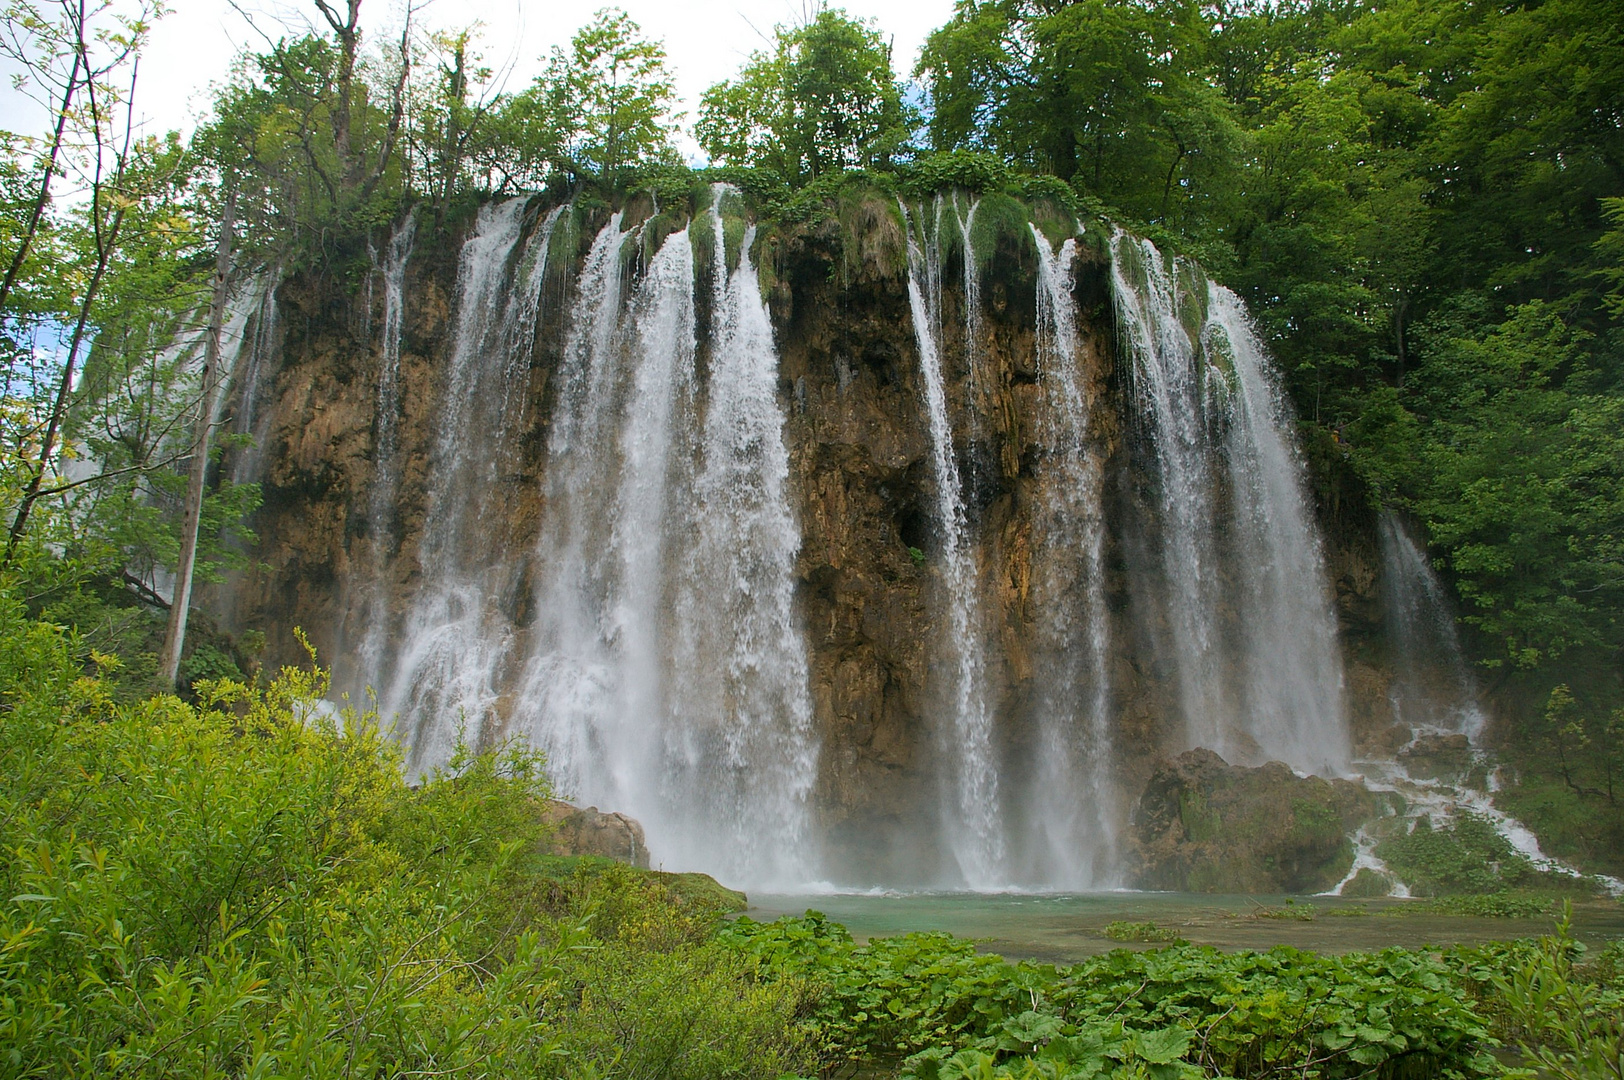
[745,892,1624,963]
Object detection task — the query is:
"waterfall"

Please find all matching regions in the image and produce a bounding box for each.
[354,212,417,685]
[519,210,639,811]
[673,190,817,883]
[1378,513,1488,741]
[226,274,281,486]
[371,214,417,517]
[1110,232,1227,756]
[517,189,817,887]
[1207,284,1349,773]
[1112,231,1348,774]
[901,200,1002,886]
[249,189,1383,888]
[1028,227,1116,886]
[380,198,556,773]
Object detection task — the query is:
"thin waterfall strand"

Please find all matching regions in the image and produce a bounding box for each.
[381,199,549,773]
[1110,229,1228,756]
[901,201,1002,886]
[1206,283,1349,774]
[1378,513,1488,742]
[1029,226,1116,886]
[674,188,817,884]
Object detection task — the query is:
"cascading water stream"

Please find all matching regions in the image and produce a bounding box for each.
[1337,513,1619,895]
[518,190,817,887]
[380,199,555,773]
[1110,231,1228,756]
[226,275,281,486]
[1206,284,1349,774]
[354,213,417,683]
[1377,512,1487,741]
[675,189,817,883]
[1028,227,1116,886]
[520,210,639,809]
[900,201,1002,886]
[1112,231,1348,774]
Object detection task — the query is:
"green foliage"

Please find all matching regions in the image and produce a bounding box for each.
[1246,900,1318,921]
[1488,908,1624,1079]
[897,151,1013,198]
[918,0,1239,231]
[1374,813,1552,897]
[1103,921,1185,943]
[721,913,1501,1078]
[502,9,681,183]
[1419,894,1555,919]
[697,8,913,182]
[0,584,807,1078]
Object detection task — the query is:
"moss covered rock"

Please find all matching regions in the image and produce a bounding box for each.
[1128,749,1378,893]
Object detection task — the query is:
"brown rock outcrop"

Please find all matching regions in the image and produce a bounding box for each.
[1129,748,1378,893]
[540,801,651,868]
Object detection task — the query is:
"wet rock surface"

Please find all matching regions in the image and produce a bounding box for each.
[540,800,651,868]
[1129,749,1378,893]
[203,193,1431,883]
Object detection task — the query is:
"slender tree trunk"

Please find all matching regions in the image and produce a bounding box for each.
[0,33,84,314]
[1160,142,1187,222]
[158,193,235,689]
[4,204,126,560]
[312,0,363,187]
[1394,296,1409,388]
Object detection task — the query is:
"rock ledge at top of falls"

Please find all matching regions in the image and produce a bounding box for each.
[540,800,651,869]
[1128,749,1379,894]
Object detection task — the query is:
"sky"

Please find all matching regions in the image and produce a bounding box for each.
[1,0,957,161]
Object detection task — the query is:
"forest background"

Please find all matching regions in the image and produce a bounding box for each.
[1,0,1622,864]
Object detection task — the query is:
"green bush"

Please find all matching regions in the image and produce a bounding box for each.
[721,913,1500,1079]
[1376,813,1535,895]
[0,585,807,1079]
[1103,921,1185,943]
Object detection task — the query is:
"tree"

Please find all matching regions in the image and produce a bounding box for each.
[501,9,678,183]
[917,0,1237,229]
[156,192,233,689]
[193,0,413,246]
[697,7,912,181]
[3,0,152,557]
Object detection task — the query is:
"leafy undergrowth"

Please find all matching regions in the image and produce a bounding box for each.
[1103,921,1186,943]
[721,912,1505,1079]
[1375,812,1610,899]
[1493,777,1624,882]
[7,580,1622,1080]
[0,588,809,1079]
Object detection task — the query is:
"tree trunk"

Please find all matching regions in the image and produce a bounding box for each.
[158,193,235,689]
[0,26,84,314]
[4,204,126,559]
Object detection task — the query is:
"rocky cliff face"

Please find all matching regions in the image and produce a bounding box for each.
[207,188,1414,888]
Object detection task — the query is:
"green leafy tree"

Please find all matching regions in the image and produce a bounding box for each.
[697,7,912,181]
[918,0,1237,229]
[501,8,678,183]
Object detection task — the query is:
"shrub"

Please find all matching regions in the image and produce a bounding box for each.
[1103,921,1185,943]
[0,584,807,1079]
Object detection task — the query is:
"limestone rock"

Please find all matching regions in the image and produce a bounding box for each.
[1397,732,1473,782]
[1128,748,1377,893]
[540,800,650,868]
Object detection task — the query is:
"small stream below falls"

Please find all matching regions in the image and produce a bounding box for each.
[745,892,1624,963]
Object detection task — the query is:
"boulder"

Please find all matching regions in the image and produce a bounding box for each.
[1128,748,1377,893]
[1397,732,1473,782]
[540,801,651,868]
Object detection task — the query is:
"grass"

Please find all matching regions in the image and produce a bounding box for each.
[1103,920,1186,943]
